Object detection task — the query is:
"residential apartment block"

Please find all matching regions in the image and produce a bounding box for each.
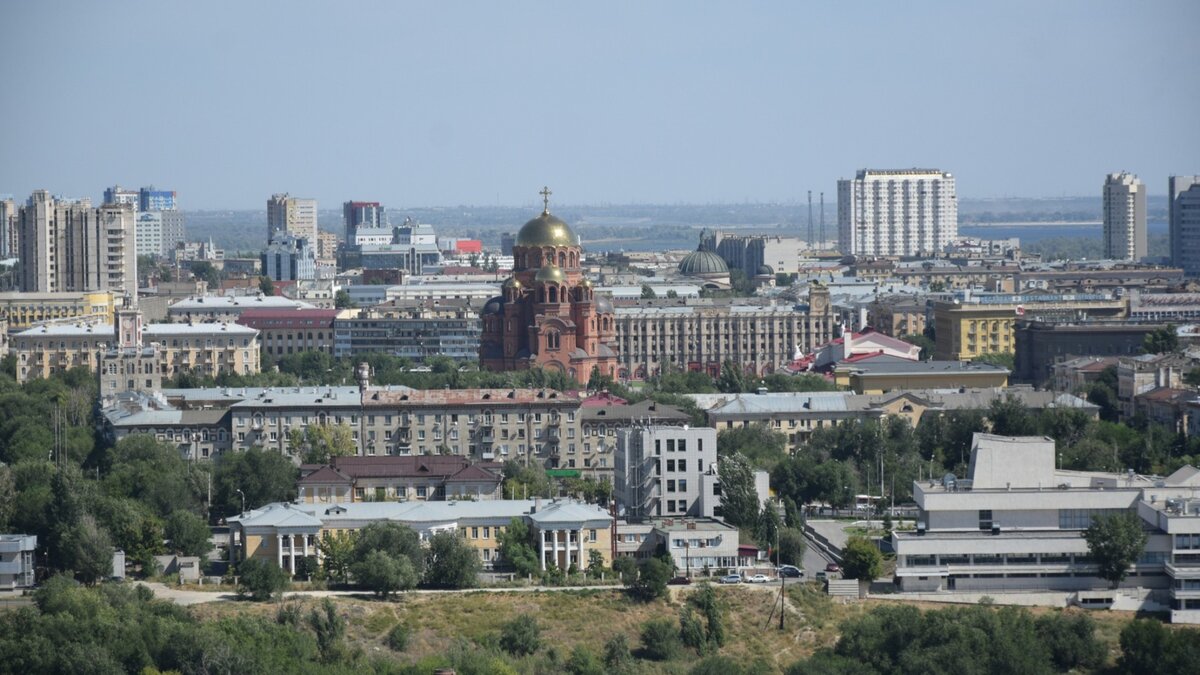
[167,295,317,322]
[0,290,115,329]
[612,286,835,379]
[838,169,957,257]
[615,426,718,520]
[14,312,261,385]
[333,301,481,361]
[1103,172,1147,261]
[17,190,137,299]
[1170,175,1200,276]
[267,193,318,244]
[236,308,339,359]
[687,387,1097,453]
[297,455,502,503]
[932,292,1126,361]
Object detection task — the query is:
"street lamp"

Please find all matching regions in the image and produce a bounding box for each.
[236,488,245,515]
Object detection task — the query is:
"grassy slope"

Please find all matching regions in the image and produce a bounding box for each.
[186,583,1148,673]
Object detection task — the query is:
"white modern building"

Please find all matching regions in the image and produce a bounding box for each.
[1170,175,1200,276]
[894,433,1200,624]
[0,534,37,589]
[1103,172,1147,261]
[838,169,958,257]
[18,190,137,299]
[616,426,718,520]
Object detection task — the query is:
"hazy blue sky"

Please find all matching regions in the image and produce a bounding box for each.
[2,1,1197,209]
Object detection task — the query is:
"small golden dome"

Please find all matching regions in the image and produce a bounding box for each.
[502,277,522,289]
[535,264,567,284]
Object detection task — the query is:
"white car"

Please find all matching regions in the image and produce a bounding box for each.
[746,574,770,583]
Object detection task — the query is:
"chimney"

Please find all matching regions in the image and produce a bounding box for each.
[532,497,541,513]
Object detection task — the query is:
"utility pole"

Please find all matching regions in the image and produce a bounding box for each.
[807,191,814,249]
[820,192,826,250]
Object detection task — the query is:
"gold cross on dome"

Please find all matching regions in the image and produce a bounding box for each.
[539,186,552,213]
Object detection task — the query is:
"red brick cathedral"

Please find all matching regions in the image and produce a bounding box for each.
[480,188,619,384]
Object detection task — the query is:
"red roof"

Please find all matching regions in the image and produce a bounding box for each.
[237,308,339,327]
[580,391,630,407]
[320,455,503,482]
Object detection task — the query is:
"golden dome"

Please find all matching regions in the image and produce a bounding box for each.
[516,210,580,248]
[535,264,567,284]
[502,277,523,289]
[578,278,594,288]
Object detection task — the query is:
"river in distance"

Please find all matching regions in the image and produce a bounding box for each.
[958,220,1167,243]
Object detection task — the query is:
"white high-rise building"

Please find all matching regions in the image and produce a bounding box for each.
[1103,172,1147,261]
[267,193,318,244]
[1170,176,1200,276]
[838,169,957,257]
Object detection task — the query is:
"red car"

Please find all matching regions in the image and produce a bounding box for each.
[668,576,692,585]
[825,562,841,573]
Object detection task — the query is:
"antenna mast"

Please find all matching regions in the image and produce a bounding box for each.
[806,191,813,249]
[819,192,825,251]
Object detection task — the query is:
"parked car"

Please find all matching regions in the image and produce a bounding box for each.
[719,574,742,584]
[668,576,692,586]
[825,562,841,573]
[777,565,804,578]
[814,571,828,581]
[746,574,770,583]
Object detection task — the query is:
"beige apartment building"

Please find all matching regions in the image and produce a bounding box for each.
[14,311,260,385]
[17,190,137,299]
[612,285,835,379]
[0,290,116,329]
[267,193,318,244]
[932,293,1127,361]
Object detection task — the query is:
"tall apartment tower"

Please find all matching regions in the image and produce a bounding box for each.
[1103,172,1147,261]
[343,201,385,242]
[0,196,16,259]
[267,193,318,244]
[1170,176,1200,276]
[18,190,137,300]
[837,169,957,257]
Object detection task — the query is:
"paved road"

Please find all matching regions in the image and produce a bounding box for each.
[135,581,625,606]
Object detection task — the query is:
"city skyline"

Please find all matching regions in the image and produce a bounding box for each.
[1,1,1197,209]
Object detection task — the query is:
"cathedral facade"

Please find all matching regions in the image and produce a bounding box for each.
[479,196,619,384]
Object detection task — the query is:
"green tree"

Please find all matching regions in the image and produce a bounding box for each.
[292,423,357,464]
[307,598,347,663]
[101,435,207,518]
[716,359,750,393]
[628,557,672,601]
[236,557,291,600]
[1084,512,1148,587]
[754,502,781,550]
[501,460,551,499]
[900,333,935,360]
[640,284,657,299]
[1035,612,1105,672]
[717,423,788,469]
[1118,618,1200,675]
[334,289,355,308]
[973,352,1015,370]
[587,548,605,578]
[258,275,275,296]
[352,521,423,572]
[988,394,1037,436]
[692,583,725,649]
[189,261,221,289]
[777,528,806,567]
[318,530,355,584]
[499,614,541,656]
[422,530,481,588]
[639,617,680,661]
[565,645,605,675]
[94,496,164,572]
[352,549,417,598]
[497,517,540,576]
[841,536,882,582]
[163,510,213,557]
[679,606,707,653]
[1142,325,1179,354]
[62,514,114,585]
[212,446,299,519]
[716,453,759,528]
[602,633,634,672]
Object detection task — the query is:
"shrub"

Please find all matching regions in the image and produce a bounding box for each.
[422,530,481,589]
[386,623,411,652]
[352,549,417,598]
[628,557,671,601]
[565,645,604,675]
[307,598,346,663]
[840,536,882,582]
[236,557,290,601]
[275,602,302,626]
[603,633,633,672]
[691,583,725,648]
[640,618,680,661]
[499,614,541,656]
[680,606,707,653]
[294,555,321,581]
[1035,612,1104,671]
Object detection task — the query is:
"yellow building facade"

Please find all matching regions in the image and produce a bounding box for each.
[932,295,1126,361]
[0,291,116,329]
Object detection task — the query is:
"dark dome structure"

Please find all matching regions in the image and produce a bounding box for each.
[756,264,775,276]
[678,249,729,276]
